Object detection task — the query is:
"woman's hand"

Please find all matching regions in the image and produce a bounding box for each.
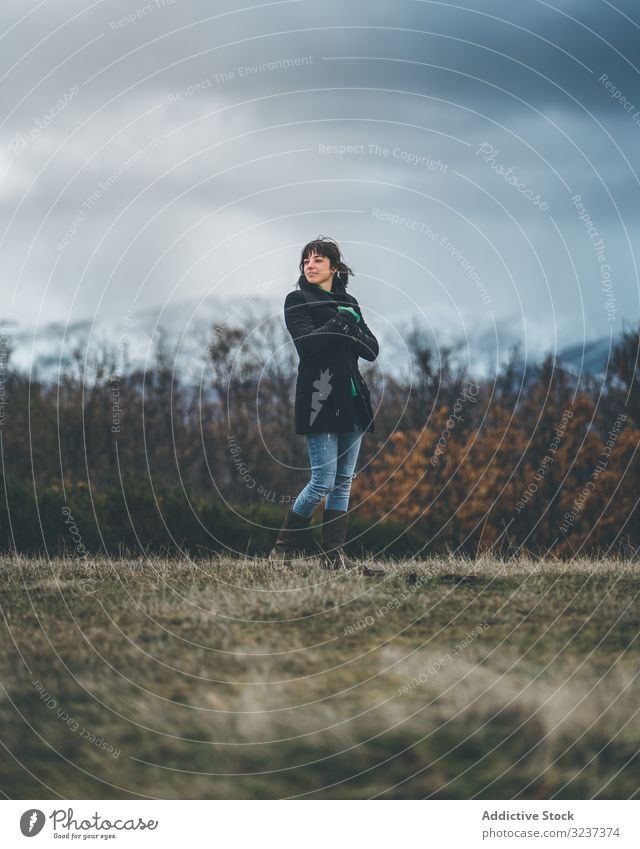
[334,306,359,336]
[325,309,358,337]
[337,305,361,325]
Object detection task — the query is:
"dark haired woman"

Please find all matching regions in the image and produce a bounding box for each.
[268,237,380,573]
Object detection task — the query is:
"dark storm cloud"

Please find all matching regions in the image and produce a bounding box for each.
[3,1,639,117]
[1,0,638,372]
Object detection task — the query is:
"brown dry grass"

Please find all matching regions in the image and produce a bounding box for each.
[1,554,638,799]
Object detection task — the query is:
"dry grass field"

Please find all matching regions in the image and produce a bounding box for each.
[0,554,638,799]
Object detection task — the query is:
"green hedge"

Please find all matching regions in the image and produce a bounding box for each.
[0,478,424,559]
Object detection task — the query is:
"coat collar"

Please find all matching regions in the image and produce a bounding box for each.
[297,274,352,306]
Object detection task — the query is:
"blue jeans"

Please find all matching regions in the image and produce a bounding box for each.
[292,425,364,516]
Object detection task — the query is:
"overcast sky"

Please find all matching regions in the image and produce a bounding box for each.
[2,0,639,374]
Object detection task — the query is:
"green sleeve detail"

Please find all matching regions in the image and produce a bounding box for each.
[337,305,361,322]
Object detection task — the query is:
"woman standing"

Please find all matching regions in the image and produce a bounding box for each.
[268,237,380,572]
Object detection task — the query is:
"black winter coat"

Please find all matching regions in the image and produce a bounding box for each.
[284,274,379,435]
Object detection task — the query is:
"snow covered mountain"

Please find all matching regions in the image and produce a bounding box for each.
[1,297,627,385]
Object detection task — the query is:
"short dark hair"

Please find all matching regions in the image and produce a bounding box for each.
[298,236,354,287]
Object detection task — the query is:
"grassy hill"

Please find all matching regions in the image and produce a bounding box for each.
[1,554,638,799]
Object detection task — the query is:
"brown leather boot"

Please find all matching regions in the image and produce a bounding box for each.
[320,508,356,570]
[267,508,313,563]
[321,508,385,576]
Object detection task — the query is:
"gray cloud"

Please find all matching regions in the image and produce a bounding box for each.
[1,0,638,374]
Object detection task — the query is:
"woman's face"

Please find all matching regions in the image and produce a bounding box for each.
[303,252,335,286]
